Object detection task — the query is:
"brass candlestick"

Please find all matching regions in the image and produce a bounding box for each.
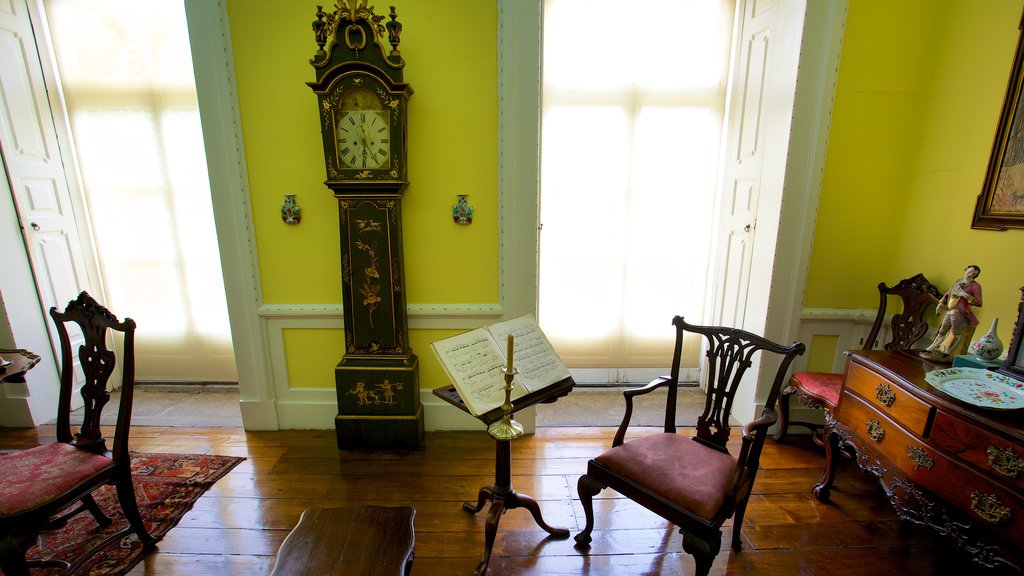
[488,335,524,440]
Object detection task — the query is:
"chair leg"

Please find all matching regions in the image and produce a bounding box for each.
[82,493,113,527]
[115,479,157,547]
[574,474,606,547]
[731,496,750,551]
[680,527,721,576]
[773,385,795,441]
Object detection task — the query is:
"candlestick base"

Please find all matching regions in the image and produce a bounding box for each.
[488,415,524,441]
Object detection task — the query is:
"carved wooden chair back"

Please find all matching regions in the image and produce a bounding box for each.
[864,272,942,352]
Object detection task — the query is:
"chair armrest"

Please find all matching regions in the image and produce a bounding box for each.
[741,408,777,439]
[612,376,673,447]
[623,376,672,399]
[728,408,779,499]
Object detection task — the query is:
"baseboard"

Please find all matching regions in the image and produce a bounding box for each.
[239,399,281,430]
[255,388,539,434]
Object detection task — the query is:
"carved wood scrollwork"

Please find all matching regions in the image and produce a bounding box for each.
[987,446,1024,479]
[970,491,1013,525]
[875,382,896,407]
[889,477,1010,570]
[907,446,934,470]
[344,23,367,50]
[866,419,886,442]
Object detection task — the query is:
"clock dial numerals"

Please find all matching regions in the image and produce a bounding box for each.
[337,109,390,169]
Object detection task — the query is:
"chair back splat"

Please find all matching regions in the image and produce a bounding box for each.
[52,293,136,455]
[575,316,804,576]
[865,273,943,352]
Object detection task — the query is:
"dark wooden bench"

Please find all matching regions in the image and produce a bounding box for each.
[270,505,415,576]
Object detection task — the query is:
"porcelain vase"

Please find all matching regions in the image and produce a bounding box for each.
[281,194,301,224]
[969,317,1003,361]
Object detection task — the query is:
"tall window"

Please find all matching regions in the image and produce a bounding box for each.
[42,0,234,381]
[539,0,735,377]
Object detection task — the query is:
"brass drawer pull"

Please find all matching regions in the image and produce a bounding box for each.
[875,383,896,407]
[987,446,1024,479]
[970,491,1012,525]
[907,446,934,470]
[866,419,885,442]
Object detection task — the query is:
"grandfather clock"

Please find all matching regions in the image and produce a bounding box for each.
[307,1,422,449]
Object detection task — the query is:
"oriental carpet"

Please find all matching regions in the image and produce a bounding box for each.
[1,451,243,576]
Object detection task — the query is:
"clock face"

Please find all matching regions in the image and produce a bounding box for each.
[336,87,391,170]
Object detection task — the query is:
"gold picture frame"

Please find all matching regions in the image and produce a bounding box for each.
[997,286,1024,382]
[974,13,1024,230]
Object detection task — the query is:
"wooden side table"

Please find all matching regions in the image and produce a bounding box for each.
[270,505,415,576]
[0,349,40,384]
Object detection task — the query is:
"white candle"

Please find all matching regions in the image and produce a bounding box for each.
[506,334,514,372]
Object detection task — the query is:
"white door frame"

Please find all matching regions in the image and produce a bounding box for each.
[185,0,277,430]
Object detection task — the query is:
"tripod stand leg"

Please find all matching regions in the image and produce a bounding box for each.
[463,486,495,514]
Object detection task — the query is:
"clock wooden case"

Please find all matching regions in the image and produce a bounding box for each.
[308,1,422,449]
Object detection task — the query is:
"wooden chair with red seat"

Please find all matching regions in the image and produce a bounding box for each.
[0,292,156,575]
[773,273,941,445]
[574,316,805,576]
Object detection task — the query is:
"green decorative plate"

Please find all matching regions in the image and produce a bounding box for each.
[925,367,1024,410]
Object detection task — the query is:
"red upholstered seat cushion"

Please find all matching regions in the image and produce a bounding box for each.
[0,443,114,516]
[593,433,748,521]
[790,371,842,408]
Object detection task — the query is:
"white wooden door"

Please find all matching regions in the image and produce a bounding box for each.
[710,0,776,334]
[0,0,100,399]
[705,0,807,392]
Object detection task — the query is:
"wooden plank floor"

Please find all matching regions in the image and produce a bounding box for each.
[0,424,988,575]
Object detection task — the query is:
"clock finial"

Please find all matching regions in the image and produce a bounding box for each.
[312,6,329,60]
[386,6,403,60]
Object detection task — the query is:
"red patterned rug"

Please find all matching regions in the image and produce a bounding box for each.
[1,451,243,576]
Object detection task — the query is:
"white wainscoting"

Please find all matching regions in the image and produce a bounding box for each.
[260,305,927,432]
[783,306,939,431]
[262,303,506,431]
[783,307,875,430]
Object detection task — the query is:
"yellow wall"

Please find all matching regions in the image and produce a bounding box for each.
[808,0,1024,335]
[227,1,498,389]
[226,0,1024,395]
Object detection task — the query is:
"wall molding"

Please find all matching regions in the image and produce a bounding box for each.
[256,303,505,329]
[800,307,876,323]
[186,0,277,430]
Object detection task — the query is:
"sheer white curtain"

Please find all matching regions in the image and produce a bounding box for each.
[42,0,235,381]
[539,0,734,377]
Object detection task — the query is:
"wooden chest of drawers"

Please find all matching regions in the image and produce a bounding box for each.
[814,351,1024,572]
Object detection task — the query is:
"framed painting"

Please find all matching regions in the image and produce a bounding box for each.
[974,14,1024,230]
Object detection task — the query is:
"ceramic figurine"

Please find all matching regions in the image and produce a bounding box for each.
[919,264,982,362]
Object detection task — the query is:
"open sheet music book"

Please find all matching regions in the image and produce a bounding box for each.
[431,315,572,416]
